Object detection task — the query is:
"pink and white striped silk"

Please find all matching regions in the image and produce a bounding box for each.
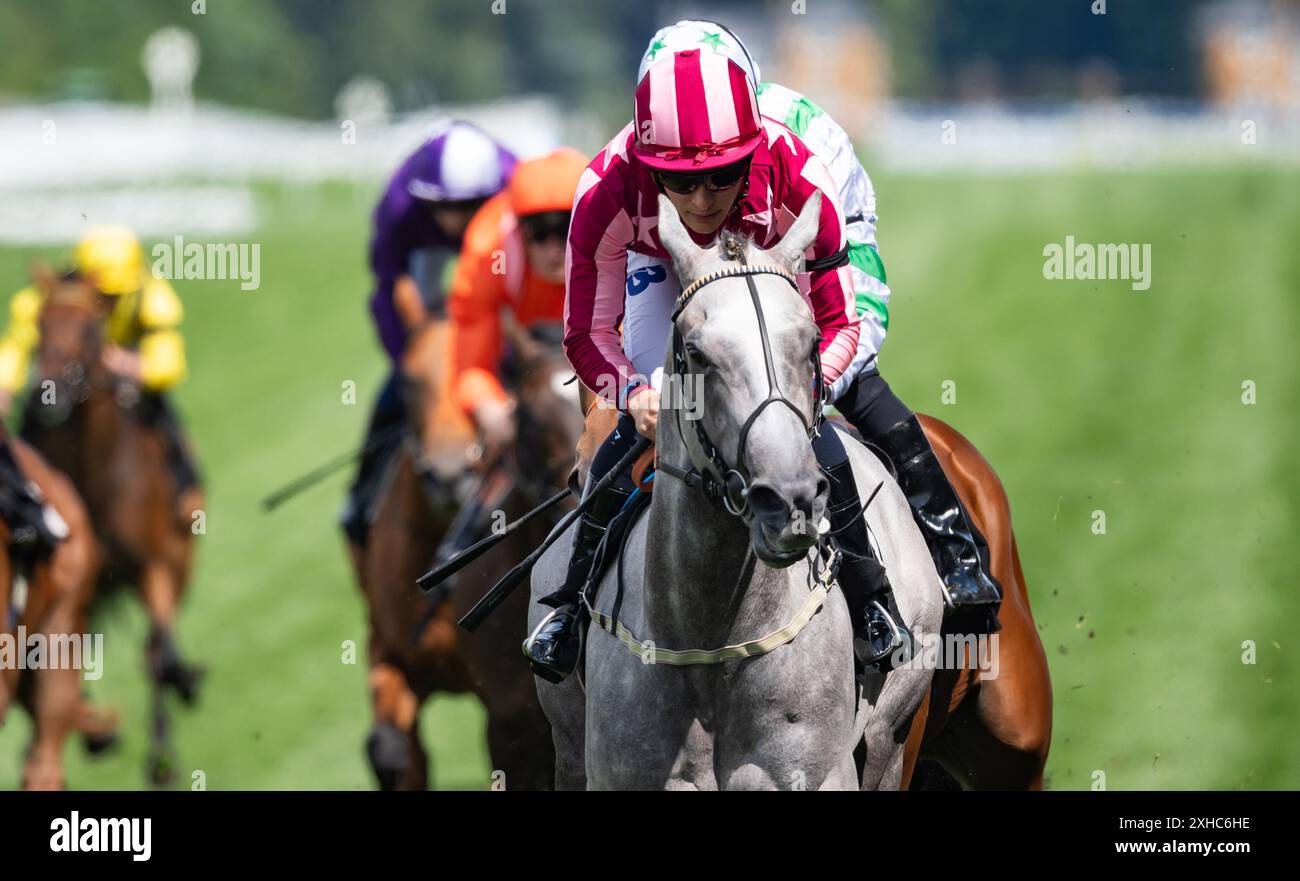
[563,119,861,411]
[633,50,762,171]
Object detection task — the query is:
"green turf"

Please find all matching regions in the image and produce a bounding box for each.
[1,168,1296,790]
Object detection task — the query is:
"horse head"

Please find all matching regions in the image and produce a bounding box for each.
[30,265,109,426]
[508,323,586,495]
[656,192,828,567]
[398,319,475,483]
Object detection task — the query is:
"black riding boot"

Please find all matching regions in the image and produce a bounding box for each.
[824,458,912,673]
[142,393,200,496]
[876,416,1002,634]
[522,480,633,683]
[340,374,405,547]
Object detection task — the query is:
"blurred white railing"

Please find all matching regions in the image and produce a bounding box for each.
[0,97,567,243]
[1,95,1294,243]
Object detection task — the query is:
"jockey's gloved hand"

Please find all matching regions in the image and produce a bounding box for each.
[102,344,142,383]
[628,387,660,442]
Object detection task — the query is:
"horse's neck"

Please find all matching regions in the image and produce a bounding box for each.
[75,387,132,482]
[643,423,778,649]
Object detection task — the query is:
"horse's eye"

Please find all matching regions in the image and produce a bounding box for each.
[684,344,711,369]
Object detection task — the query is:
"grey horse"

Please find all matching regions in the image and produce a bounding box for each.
[531,193,943,790]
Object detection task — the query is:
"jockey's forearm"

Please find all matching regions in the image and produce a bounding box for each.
[136,332,185,391]
[393,274,428,328]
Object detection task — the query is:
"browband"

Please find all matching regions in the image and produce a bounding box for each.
[672,264,797,319]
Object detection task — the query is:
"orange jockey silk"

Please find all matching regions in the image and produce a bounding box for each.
[449,191,566,417]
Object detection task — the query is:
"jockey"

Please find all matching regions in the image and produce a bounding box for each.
[0,225,200,509]
[341,121,516,548]
[622,22,1002,635]
[448,147,588,454]
[524,44,916,683]
[430,148,587,564]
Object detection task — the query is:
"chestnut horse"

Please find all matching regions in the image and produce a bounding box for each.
[1,432,115,789]
[573,406,1052,789]
[357,320,581,790]
[19,268,203,786]
[903,416,1053,790]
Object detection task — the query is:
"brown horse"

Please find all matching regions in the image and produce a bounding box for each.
[1,432,114,789]
[357,319,581,790]
[572,405,1052,790]
[19,268,203,786]
[901,416,1053,790]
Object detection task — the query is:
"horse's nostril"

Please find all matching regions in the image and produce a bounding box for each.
[746,485,790,527]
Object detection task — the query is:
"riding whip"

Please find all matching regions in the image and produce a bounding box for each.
[457,434,651,632]
[415,485,571,594]
[260,423,404,511]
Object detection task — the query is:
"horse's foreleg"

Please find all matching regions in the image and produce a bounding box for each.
[141,561,194,788]
[897,689,932,790]
[366,662,424,790]
[142,561,203,705]
[860,668,933,791]
[74,694,121,755]
[145,670,175,787]
[140,557,178,625]
[24,664,80,791]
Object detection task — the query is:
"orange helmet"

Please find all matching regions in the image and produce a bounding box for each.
[508,147,589,218]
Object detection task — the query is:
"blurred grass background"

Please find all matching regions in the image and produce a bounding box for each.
[1,167,1296,789]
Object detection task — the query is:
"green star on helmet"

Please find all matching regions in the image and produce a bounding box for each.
[698,30,725,52]
[647,38,667,62]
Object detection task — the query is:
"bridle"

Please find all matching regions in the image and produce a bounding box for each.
[656,250,823,518]
[582,250,838,666]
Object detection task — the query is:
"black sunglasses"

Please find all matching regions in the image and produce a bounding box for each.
[654,160,750,195]
[519,210,570,244]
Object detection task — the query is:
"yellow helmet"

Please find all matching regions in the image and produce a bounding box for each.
[75,225,144,295]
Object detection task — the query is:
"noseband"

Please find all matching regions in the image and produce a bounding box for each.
[657,252,823,517]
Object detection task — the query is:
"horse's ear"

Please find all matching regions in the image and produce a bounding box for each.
[768,191,822,272]
[655,194,692,262]
[29,261,58,296]
[655,194,712,282]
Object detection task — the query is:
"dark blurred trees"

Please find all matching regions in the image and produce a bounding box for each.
[0,0,1215,116]
[877,0,1212,99]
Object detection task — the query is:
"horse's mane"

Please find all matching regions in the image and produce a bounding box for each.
[718,229,753,262]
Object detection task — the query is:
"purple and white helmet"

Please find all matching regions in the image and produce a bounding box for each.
[407,120,515,203]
